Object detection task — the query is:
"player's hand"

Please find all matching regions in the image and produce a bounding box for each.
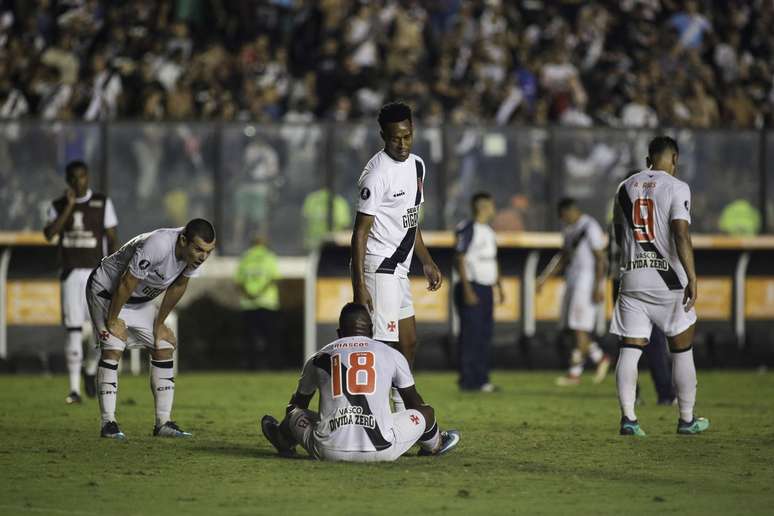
[354,282,374,312]
[592,285,604,304]
[154,324,177,349]
[496,284,505,305]
[423,262,443,291]
[65,188,76,207]
[463,287,479,306]
[106,318,128,341]
[683,279,697,312]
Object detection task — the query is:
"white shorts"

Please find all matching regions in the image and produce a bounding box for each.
[86,275,173,352]
[61,268,93,329]
[559,280,600,333]
[610,290,697,339]
[288,408,425,462]
[364,272,414,342]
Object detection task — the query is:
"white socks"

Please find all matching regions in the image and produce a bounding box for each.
[616,347,642,421]
[65,330,83,394]
[97,359,119,424]
[391,387,405,412]
[418,421,441,452]
[151,359,175,426]
[672,347,697,423]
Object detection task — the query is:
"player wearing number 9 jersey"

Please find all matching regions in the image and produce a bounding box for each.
[261,303,460,462]
[610,136,709,437]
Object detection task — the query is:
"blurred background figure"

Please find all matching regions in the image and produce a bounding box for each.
[453,192,503,393]
[302,187,351,251]
[234,236,280,370]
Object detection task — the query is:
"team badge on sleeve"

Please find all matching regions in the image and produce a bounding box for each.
[360,187,371,200]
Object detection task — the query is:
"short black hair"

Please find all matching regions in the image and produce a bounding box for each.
[648,136,679,160]
[378,101,412,130]
[471,191,493,211]
[183,218,216,243]
[338,303,372,335]
[557,197,576,212]
[65,160,88,179]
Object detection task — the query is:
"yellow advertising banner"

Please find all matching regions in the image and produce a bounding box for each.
[745,277,774,319]
[694,277,731,320]
[316,277,450,323]
[535,278,564,320]
[6,280,61,325]
[494,277,520,322]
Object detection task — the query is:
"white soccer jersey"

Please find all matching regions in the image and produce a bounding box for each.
[297,336,415,452]
[91,227,201,303]
[455,220,498,286]
[562,214,605,285]
[357,150,426,278]
[613,169,691,293]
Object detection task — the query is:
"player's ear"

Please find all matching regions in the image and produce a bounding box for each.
[646,156,652,169]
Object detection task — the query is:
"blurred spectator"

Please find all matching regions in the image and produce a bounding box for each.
[302,188,352,251]
[0,0,770,128]
[718,199,761,236]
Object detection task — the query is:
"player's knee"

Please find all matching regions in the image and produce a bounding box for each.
[101,349,122,362]
[151,348,174,361]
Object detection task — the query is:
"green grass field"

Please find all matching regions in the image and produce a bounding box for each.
[1,370,773,515]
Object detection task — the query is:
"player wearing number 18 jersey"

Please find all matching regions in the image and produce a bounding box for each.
[261,303,459,462]
[610,136,709,436]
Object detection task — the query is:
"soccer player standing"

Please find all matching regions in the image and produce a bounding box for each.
[86,219,216,439]
[537,198,610,386]
[611,136,709,436]
[43,160,119,404]
[350,102,443,410]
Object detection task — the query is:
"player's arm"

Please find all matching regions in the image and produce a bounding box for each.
[153,274,189,348]
[285,391,314,414]
[415,228,442,291]
[286,355,318,414]
[43,191,76,241]
[671,219,697,311]
[536,252,567,291]
[106,269,140,341]
[351,211,375,310]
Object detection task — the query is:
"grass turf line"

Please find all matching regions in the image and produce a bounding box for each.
[0,371,772,515]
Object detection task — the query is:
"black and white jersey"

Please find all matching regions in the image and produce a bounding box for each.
[296,336,415,452]
[91,228,201,304]
[613,169,692,293]
[357,150,426,278]
[561,214,605,286]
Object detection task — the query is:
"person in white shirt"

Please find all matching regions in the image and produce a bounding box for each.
[86,219,216,440]
[44,161,119,404]
[537,198,610,386]
[611,136,709,436]
[454,192,503,392]
[261,303,459,462]
[350,102,443,411]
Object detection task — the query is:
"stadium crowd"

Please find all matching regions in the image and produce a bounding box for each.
[1,0,772,128]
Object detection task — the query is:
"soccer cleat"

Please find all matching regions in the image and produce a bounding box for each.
[480,383,499,393]
[100,421,126,440]
[261,415,296,456]
[418,430,460,456]
[84,374,96,398]
[555,375,581,387]
[592,355,611,384]
[65,391,82,404]
[153,421,192,438]
[619,417,646,437]
[677,417,710,435]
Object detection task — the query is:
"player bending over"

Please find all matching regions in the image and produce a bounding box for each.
[87,219,216,440]
[261,303,459,462]
[611,136,709,436]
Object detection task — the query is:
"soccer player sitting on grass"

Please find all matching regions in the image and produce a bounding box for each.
[261,303,460,462]
[86,219,216,440]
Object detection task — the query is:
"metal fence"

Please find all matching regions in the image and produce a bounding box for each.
[1,121,770,255]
